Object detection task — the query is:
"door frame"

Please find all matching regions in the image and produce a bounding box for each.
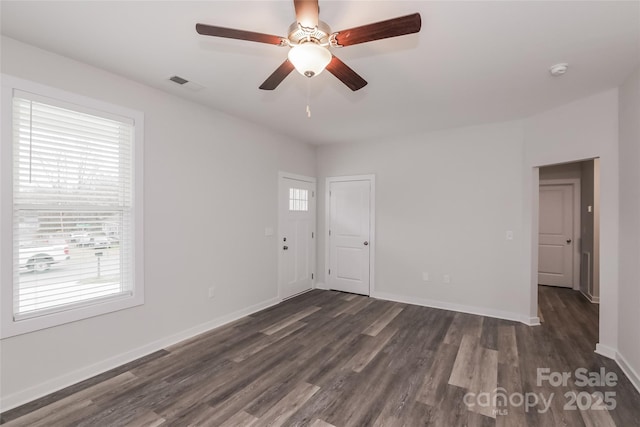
[325,174,375,296]
[278,171,316,301]
[538,178,581,290]
[529,156,613,359]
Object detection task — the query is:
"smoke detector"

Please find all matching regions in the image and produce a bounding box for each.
[549,63,569,77]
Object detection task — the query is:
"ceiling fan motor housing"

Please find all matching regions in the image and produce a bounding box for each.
[287,20,332,46]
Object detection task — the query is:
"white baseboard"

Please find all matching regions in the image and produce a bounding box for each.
[616,351,640,394]
[314,281,328,290]
[595,343,617,359]
[0,297,280,412]
[595,345,640,394]
[580,290,600,304]
[527,316,542,326]
[371,291,537,325]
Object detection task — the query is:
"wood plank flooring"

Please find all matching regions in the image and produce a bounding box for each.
[2,285,639,426]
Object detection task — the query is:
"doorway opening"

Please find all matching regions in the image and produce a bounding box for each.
[537,159,600,324]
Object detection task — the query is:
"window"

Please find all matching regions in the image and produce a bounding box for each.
[289,188,309,211]
[1,76,144,337]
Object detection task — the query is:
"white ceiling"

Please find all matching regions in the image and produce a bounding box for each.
[2,1,639,145]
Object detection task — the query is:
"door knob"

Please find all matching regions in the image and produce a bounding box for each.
[363,241,369,246]
[283,246,288,250]
[566,239,572,244]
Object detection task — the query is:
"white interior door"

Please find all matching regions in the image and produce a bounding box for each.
[279,175,316,300]
[328,179,371,296]
[538,184,574,287]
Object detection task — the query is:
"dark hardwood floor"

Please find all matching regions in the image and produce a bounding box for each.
[2,286,639,426]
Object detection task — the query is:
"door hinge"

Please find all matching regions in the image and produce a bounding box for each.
[328,269,331,275]
[312,273,314,280]
[329,191,332,197]
[312,232,314,238]
[312,191,315,197]
[329,229,331,236]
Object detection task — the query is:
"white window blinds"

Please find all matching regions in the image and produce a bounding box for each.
[12,90,135,320]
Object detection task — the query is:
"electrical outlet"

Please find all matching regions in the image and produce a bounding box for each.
[422,272,430,282]
[208,286,215,299]
[443,274,451,284]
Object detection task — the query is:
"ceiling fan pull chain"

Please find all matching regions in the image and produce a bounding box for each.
[306,78,312,118]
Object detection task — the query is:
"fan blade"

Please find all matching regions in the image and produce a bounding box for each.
[325,55,368,91]
[259,60,295,90]
[196,23,286,46]
[294,0,319,28]
[333,13,421,47]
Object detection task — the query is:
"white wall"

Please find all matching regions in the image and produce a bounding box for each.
[0,37,316,409]
[317,121,532,322]
[522,89,619,356]
[1,34,636,410]
[618,66,640,390]
[316,89,621,346]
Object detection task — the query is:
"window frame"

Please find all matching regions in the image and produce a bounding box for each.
[289,187,309,212]
[1,75,144,338]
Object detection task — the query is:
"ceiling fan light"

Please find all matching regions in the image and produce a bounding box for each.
[288,43,332,78]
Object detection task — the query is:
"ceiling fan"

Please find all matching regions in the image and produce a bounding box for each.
[196,0,421,91]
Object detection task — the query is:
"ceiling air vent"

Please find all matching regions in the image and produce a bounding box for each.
[169,75,189,85]
[167,76,205,92]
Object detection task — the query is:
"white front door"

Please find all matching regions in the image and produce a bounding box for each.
[328,179,371,296]
[538,184,574,287]
[279,175,316,300]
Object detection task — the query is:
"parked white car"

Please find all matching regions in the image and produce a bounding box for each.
[70,233,91,247]
[88,233,111,249]
[19,242,70,273]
